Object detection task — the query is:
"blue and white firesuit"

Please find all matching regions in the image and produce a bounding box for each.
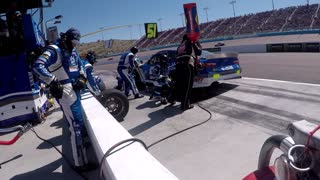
[33,44,88,167]
[117,52,139,96]
[82,58,101,96]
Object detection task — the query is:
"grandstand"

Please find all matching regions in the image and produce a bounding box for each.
[135,4,320,50]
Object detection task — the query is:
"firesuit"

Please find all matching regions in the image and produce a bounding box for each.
[175,34,202,110]
[33,28,89,169]
[117,46,143,98]
[82,58,101,96]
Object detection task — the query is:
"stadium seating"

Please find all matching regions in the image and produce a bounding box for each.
[284,4,318,31]
[135,3,320,49]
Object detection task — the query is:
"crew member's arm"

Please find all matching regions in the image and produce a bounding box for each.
[128,54,135,69]
[83,60,101,96]
[193,41,202,56]
[71,55,88,91]
[33,48,64,99]
[193,41,202,67]
[33,48,57,84]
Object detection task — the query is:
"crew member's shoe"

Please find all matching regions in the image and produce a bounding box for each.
[168,100,176,106]
[181,104,194,111]
[134,94,144,99]
[74,163,98,172]
[161,98,168,105]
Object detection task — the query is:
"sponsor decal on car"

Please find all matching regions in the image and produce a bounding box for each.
[221,65,234,71]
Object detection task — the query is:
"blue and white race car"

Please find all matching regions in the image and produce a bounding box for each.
[140,50,242,88]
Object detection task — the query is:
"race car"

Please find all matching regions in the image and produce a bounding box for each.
[140,50,242,88]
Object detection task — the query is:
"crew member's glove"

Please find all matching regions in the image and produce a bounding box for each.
[194,62,202,75]
[196,62,203,70]
[72,74,87,91]
[49,78,63,99]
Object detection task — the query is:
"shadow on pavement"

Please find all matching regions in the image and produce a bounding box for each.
[36,134,64,150]
[44,107,61,117]
[129,105,182,136]
[50,116,65,129]
[136,100,163,109]
[192,83,239,103]
[129,83,239,136]
[10,158,83,180]
[11,116,87,180]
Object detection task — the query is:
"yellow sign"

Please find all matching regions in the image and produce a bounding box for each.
[213,74,220,79]
[144,23,158,39]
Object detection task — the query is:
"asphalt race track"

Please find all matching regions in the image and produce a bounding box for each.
[239,53,320,84]
[2,52,320,180]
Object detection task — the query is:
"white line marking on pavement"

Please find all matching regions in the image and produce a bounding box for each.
[243,77,320,87]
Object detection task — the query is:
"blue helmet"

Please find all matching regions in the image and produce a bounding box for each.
[86,51,96,65]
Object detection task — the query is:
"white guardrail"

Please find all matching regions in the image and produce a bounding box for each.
[81,92,179,180]
[220,44,267,53]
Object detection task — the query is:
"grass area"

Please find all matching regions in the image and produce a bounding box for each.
[78,39,136,58]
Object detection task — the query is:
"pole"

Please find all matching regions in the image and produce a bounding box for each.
[157,18,163,31]
[45,19,55,40]
[129,25,133,40]
[230,1,236,18]
[139,24,142,37]
[203,7,209,23]
[179,13,185,27]
[40,8,45,37]
[45,21,48,40]
[272,0,275,10]
[99,27,104,41]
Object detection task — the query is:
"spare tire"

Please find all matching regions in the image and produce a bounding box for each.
[99,89,129,122]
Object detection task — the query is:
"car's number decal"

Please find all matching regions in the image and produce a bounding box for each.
[221,65,234,71]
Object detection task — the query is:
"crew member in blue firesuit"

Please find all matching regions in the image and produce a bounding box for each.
[81,51,101,96]
[33,28,94,171]
[117,46,144,98]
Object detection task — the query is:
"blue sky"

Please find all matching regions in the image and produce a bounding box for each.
[37,0,319,43]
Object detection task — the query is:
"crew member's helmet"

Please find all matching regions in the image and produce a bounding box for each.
[86,51,97,65]
[159,54,167,61]
[130,46,138,54]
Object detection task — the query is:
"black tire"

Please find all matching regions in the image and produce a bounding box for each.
[99,89,129,122]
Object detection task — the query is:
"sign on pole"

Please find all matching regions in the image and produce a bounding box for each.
[144,23,158,39]
[183,3,200,42]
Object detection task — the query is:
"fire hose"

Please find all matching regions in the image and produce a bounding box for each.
[0,123,32,146]
[0,123,32,169]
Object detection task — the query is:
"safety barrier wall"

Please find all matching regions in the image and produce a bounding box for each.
[219,44,267,53]
[207,42,320,53]
[266,42,320,52]
[80,92,179,180]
